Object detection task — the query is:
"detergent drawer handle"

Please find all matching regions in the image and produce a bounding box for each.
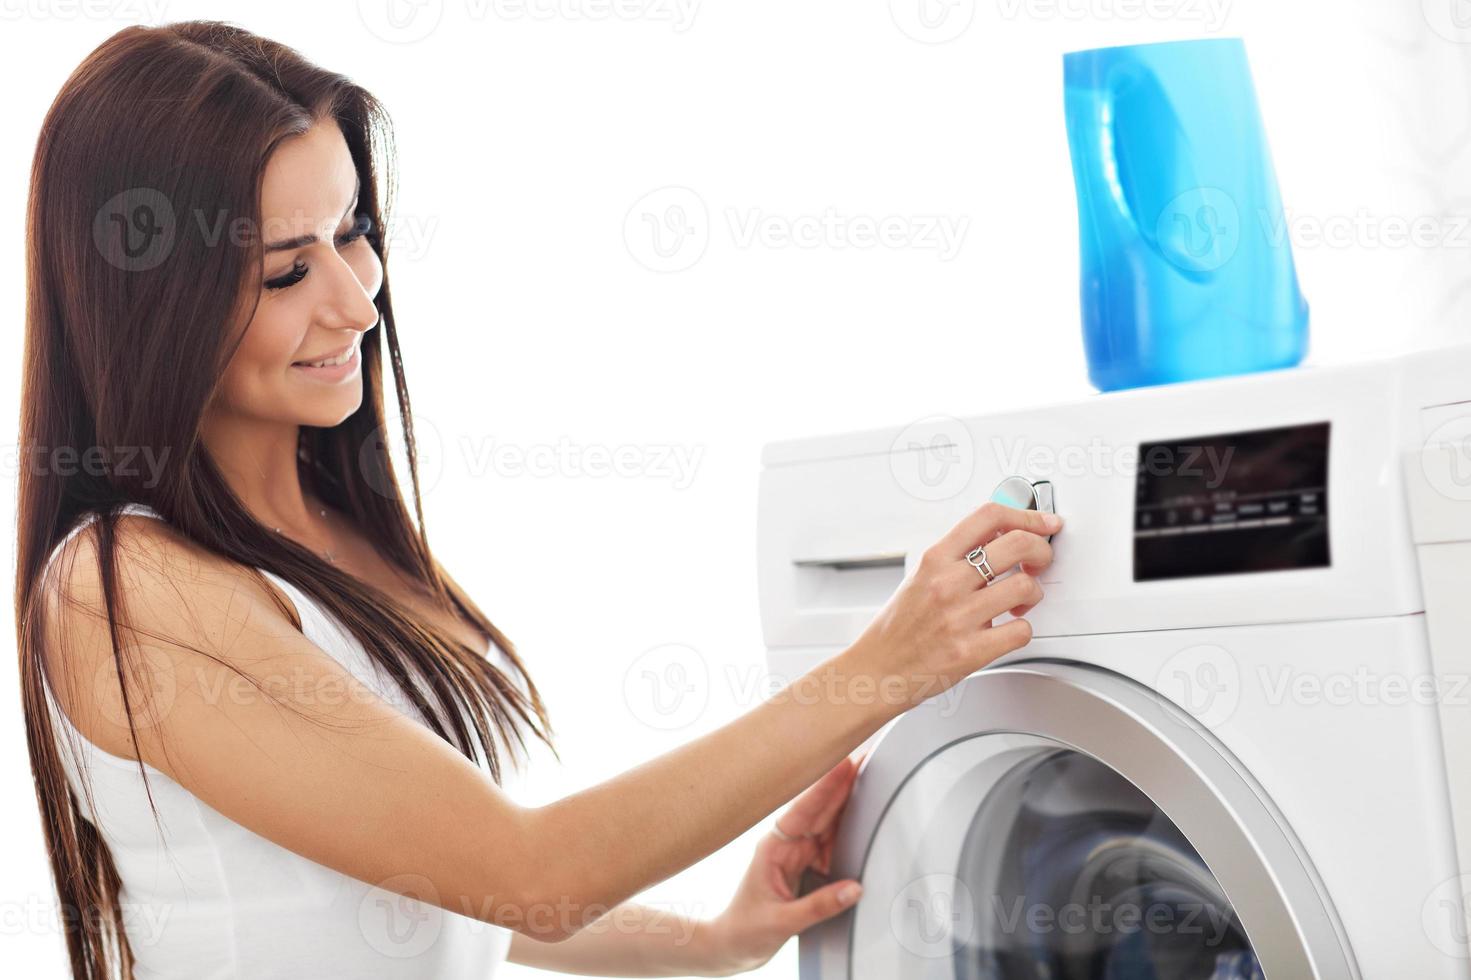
[791,552,906,572]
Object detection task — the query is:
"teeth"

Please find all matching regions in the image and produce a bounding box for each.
[302,345,354,368]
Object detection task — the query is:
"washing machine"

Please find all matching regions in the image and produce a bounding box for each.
[756,343,1471,978]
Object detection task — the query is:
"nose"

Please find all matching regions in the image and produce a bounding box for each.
[317,249,382,337]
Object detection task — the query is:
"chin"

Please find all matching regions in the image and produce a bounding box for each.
[296,392,363,429]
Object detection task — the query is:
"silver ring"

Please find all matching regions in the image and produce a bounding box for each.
[966,544,996,584]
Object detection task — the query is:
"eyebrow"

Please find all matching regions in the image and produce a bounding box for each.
[263,176,362,253]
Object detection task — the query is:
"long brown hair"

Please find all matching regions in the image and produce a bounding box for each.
[15,20,553,980]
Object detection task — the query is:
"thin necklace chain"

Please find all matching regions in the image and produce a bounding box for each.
[271,507,337,564]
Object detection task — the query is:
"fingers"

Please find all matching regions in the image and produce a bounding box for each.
[807,758,856,835]
[966,528,1055,584]
[814,770,857,876]
[982,616,1034,660]
[766,849,803,901]
[932,501,1061,562]
[806,758,857,876]
[779,878,863,935]
[768,756,860,882]
[962,569,1045,626]
[776,757,856,838]
[842,501,1057,723]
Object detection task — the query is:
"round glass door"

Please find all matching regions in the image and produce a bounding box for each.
[829,664,1355,980]
[956,745,1260,978]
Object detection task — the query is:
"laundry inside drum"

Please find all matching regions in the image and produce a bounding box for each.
[952,750,1264,980]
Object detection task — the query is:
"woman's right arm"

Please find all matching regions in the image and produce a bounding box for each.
[42,501,1058,942]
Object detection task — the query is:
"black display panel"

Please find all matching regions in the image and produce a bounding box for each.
[1133,422,1330,582]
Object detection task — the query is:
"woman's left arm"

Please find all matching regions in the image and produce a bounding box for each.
[508,757,862,977]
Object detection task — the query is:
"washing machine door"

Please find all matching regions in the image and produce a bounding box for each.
[801,661,1358,980]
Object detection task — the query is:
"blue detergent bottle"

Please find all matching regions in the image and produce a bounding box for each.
[1063,38,1309,392]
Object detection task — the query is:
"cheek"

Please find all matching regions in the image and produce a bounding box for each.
[218,305,303,408]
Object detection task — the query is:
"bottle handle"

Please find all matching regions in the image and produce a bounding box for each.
[1099,65,1138,233]
[1103,59,1219,279]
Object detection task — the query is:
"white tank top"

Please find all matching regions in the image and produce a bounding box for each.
[40,502,518,979]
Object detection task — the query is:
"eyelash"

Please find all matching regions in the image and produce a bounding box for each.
[265,213,375,291]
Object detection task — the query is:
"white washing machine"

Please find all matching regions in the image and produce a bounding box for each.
[756,344,1471,978]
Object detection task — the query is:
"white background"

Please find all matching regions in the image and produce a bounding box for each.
[3,1,1469,976]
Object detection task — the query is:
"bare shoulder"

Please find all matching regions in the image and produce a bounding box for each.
[40,511,297,762]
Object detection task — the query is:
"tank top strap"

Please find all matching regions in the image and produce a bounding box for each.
[116,501,165,520]
[40,502,164,582]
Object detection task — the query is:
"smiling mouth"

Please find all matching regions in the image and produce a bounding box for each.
[292,338,359,368]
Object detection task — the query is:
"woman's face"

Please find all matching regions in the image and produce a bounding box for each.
[212,119,383,430]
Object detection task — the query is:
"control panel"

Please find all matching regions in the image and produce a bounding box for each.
[1132,422,1331,581]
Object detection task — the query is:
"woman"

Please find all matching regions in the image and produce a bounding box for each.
[16,20,1060,980]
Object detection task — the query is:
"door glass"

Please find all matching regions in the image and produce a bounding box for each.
[852,738,1264,980]
[954,749,1261,979]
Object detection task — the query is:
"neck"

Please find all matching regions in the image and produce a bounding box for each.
[200,408,320,532]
